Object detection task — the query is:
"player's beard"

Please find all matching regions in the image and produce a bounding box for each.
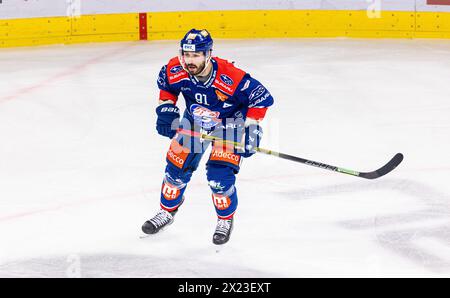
[186,61,206,76]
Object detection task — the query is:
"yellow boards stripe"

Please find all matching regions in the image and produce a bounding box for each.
[1,10,450,48]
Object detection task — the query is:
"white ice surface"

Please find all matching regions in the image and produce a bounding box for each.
[0,38,449,277]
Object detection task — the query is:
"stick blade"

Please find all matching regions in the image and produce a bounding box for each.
[359,153,404,179]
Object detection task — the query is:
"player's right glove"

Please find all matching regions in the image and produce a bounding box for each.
[237,122,263,158]
[155,103,180,139]
[240,124,263,158]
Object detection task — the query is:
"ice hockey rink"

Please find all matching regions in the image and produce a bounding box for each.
[0,38,449,277]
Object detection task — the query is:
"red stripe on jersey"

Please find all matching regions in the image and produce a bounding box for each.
[246,107,268,121]
[159,89,178,103]
[212,57,246,96]
[166,57,189,84]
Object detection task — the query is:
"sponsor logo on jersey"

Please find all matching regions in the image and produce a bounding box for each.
[158,66,168,88]
[249,85,266,101]
[170,65,183,74]
[190,104,221,129]
[211,150,240,162]
[157,76,167,89]
[248,91,271,108]
[162,181,181,201]
[212,194,231,210]
[208,180,226,191]
[167,139,190,169]
[240,79,251,91]
[220,74,234,86]
[204,69,217,88]
[210,148,241,166]
[167,149,184,167]
[215,89,229,102]
[214,79,233,93]
[223,102,233,108]
[169,71,187,81]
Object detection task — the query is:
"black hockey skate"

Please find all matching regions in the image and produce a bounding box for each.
[212,218,234,245]
[142,198,183,235]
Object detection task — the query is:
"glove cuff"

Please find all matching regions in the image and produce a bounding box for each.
[244,117,259,127]
[156,103,180,115]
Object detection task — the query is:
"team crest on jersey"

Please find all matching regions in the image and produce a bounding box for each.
[215,89,229,102]
[190,104,221,129]
[220,74,234,86]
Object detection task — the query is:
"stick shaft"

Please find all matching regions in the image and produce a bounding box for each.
[176,129,403,180]
[177,129,359,177]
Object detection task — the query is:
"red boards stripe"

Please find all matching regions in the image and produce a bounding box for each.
[427,0,450,5]
[139,13,148,40]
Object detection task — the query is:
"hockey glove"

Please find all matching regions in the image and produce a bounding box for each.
[156,103,180,139]
[238,122,263,158]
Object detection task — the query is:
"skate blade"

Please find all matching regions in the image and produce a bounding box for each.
[139,225,171,239]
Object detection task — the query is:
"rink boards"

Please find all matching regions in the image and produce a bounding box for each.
[1,1,450,47]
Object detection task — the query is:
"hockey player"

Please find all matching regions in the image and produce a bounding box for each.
[142,29,274,245]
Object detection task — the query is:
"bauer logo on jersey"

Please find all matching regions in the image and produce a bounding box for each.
[220,74,234,86]
[249,85,266,100]
[170,65,183,74]
[190,104,221,129]
[183,44,196,52]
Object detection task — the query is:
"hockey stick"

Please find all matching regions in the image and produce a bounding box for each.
[177,129,404,180]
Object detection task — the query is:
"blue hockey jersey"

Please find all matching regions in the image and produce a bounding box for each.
[157,56,274,131]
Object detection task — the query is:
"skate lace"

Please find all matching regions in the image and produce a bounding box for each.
[150,210,173,228]
[215,219,232,235]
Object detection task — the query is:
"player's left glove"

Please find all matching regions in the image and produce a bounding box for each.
[155,103,180,139]
[238,122,263,158]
